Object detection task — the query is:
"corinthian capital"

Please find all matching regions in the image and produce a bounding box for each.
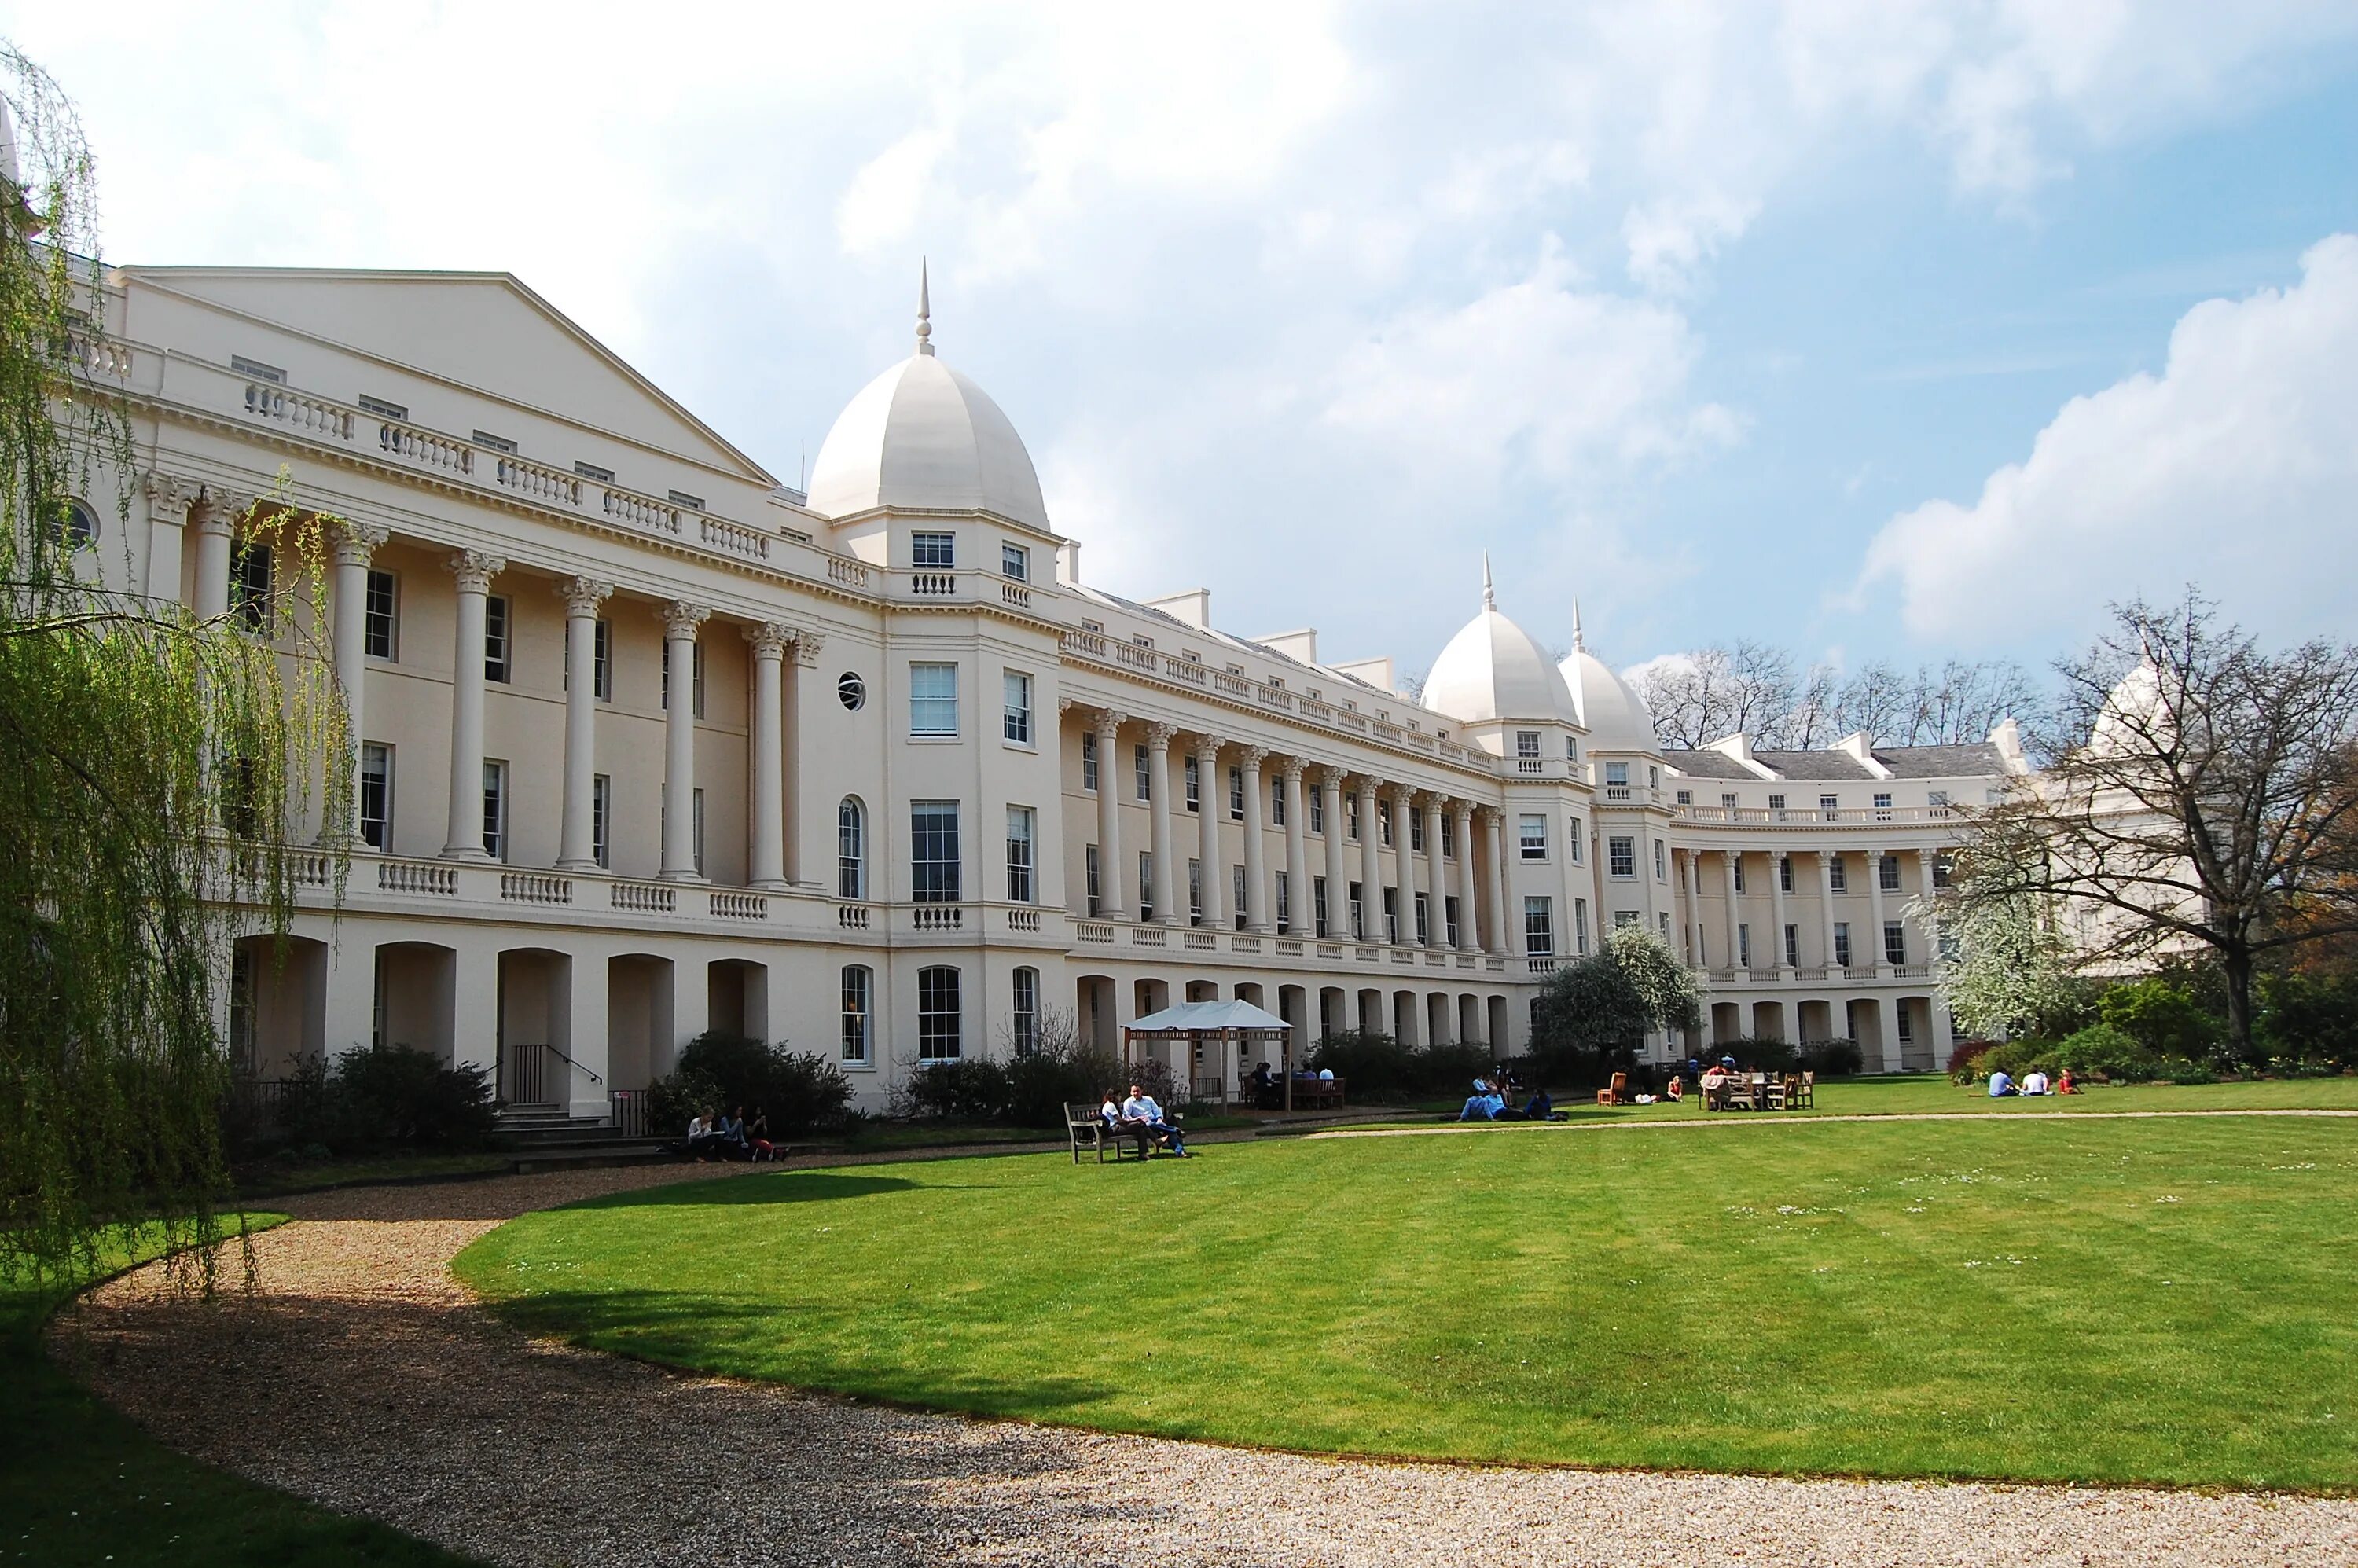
[330,520,391,568]
[745,621,794,659]
[445,550,506,595]
[1280,756,1309,783]
[791,629,827,667]
[1094,707,1128,737]
[661,600,711,641]
[1143,722,1176,749]
[1192,732,1227,762]
[142,471,198,516]
[191,482,248,534]
[557,575,614,618]
[1238,746,1270,769]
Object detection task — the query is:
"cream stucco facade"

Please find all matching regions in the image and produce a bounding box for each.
[64,264,2022,1116]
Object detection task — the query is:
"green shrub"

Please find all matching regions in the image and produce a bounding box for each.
[2053,1023,2160,1082]
[1794,1038,1864,1077]
[327,1044,494,1148]
[1306,1030,1419,1101]
[2098,978,2218,1061]
[1947,1039,1996,1082]
[2156,1056,2218,1085]
[902,1057,1011,1121]
[670,1032,853,1133]
[647,1068,725,1140]
[2259,970,2358,1070]
[1970,1039,2057,1081]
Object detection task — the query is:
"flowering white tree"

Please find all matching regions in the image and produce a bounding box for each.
[1930,891,2089,1042]
[1607,923,1704,1037]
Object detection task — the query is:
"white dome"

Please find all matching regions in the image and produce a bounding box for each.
[806,349,1049,530]
[1423,575,1578,725]
[1559,647,1655,754]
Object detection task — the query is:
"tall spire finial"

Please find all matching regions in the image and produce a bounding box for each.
[1481,552,1496,611]
[915,257,934,356]
[1572,596,1585,651]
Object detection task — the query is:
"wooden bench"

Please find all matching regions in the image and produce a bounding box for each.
[1291,1075,1346,1111]
[1066,1101,1151,1163]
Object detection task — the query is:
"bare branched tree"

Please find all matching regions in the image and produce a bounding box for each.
[1632,645,2037,751]
[1956,592,2358,1057]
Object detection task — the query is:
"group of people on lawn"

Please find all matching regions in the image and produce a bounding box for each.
[684,1107,780,1162]
[1459,1074,1563,1122]
[1986,1067,2077,1096]
[1099,1085,1192,1157]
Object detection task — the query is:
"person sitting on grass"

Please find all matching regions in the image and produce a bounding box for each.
[2020,1069,2050,1096]
[1665,1075,1684,1102]
[1121,1083,1190,1157]
[1518,1087,1557,1121]
[2057,1067,2080,1094]
[1458,1080,1507,1121]
[1987,1068,2017,1097]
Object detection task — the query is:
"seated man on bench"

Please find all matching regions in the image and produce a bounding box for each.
[1120,1083,1190,1157]
[1098,1089,1154,1159]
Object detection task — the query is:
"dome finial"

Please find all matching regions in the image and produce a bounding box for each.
[1573,596,1585,650]
[1481,551,1496,611]
[915,257,935,356]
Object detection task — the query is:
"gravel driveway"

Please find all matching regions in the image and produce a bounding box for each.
[54,1159,2358,1568]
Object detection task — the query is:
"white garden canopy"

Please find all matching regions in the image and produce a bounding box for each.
[1123,1000,1298,1108]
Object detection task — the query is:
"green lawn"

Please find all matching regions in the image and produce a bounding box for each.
[2,1221,484,1568]
[1379,1070,2358,1129]
[458,1104,2358,1490]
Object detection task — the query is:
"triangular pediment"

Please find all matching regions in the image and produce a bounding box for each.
[122,266,776,487]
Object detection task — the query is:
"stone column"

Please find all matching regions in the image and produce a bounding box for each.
[189,484,242,622]
[1817,851,1842,971]
[788,630,825,884]
[1195,734,1226,928]
[1146,723,1177,923]
[1867,848,1892,974]
[141,472,196,609]
[1421,794,1448,949]
[1483,808,1509,956]
[659,600,710,882]
[1389,783,1418,945]
[328,520,388,843]
[1687,850,1706,965]
[1095,709,1128,920]
[1319,768,1349,938]
[1239,746,1269,931]
[1356,777,1384,941]
[745,622,792,889]
[1280,758,1309,937]
[1720,850,1743,971]
[555,577,612,871]
[440,551,505,861]
[1768,850,1792,976]
[1453,801,1480,953]
[1917,848,1943,967]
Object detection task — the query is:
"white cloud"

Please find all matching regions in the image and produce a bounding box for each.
[1859,233,2358,648]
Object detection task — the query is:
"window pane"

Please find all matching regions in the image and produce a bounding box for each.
[918,965,961,1059]
[364,569,399,659]
[358,742,392,849]
[1002,670,1033,744]
[1005,806,1035,902]
[840,966,871,1063]
[838,798,866,898]
[910,802,960,902]
[913,532,955,568]
[910,663,957,735]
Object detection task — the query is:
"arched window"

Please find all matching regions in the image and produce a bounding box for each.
[837,797,866,899]
[839,965,872,1063]
[917,965,961,1060]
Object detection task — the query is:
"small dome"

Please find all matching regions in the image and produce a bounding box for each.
[806,351,1049,530]
[2090,657,2167,756]
[1423,571,1578,725]
[1559,647,1655,754]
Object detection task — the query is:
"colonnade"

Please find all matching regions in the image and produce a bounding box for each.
[185,495,824,884]
[1674,844,1945,977]
[1080,707,1511,955]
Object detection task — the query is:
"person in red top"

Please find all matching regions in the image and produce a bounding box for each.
[2056,1067,2081,1094]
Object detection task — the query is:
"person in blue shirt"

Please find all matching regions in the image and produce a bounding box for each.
[1458,1078,1508,1120]
[1120,1085,1190,1156]
[1987,1069,2017,1097]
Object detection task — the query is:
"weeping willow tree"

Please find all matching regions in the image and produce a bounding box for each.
[0,45,343,1286]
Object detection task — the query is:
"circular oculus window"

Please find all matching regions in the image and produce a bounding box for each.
[837,672,867,711]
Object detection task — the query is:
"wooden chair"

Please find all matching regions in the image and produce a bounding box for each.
[1794,1070,1816,1109]
[1762,1076,1787,1111]
[1596,1071,1631,1106]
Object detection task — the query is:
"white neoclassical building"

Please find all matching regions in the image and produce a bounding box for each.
[61,263,2024,1117]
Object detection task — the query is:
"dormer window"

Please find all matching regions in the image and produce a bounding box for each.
[912,532,955,568]
[1515,731,1541,759]
[1001,542,1029,581]
[1133,634,1154,649]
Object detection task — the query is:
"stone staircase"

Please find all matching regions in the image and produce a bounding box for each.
[491,1102,671,1172]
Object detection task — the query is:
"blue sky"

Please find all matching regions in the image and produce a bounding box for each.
[9,2,2357,684]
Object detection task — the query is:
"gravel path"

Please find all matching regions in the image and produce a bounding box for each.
[54,1157,2358,1568]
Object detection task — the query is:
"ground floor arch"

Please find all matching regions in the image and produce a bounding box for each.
[230,933,329,1079]
[373,941,456,1064]
[498,947,574,1106]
